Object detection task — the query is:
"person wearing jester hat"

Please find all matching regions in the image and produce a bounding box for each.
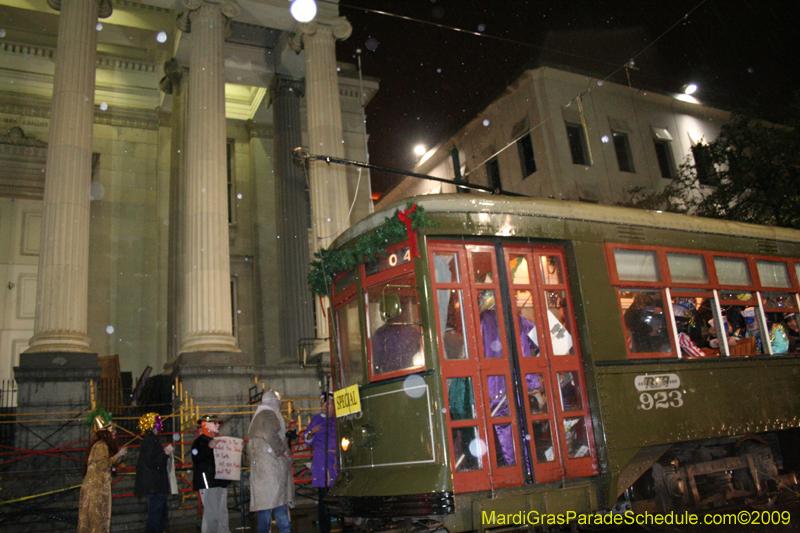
[192,414,230,533]
[78,408,127,533]
[134,412,174,533]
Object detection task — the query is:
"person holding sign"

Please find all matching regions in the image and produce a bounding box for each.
[247,391,295,533]
[192,414,230,533]
[303,392,337,533]
[134,412,174,533]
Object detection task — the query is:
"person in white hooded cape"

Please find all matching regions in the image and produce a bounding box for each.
[247,391,295,533]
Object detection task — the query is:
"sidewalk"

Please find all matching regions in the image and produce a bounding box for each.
[167,503,320,533]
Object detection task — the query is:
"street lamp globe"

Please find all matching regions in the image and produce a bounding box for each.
[290,0,317,23]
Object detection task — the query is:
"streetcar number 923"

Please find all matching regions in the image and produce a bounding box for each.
[639,391,683,410]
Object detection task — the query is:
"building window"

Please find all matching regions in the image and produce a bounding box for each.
[516,134,537,177]
[230,276,238,341]
[653,140,675,179]
[691,143,715,186]
[565,123,589,166]
[611,131,634,173]
[487,157,501,191]
[227,139,236,225]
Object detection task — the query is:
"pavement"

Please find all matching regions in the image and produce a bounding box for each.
[168,503,324,533]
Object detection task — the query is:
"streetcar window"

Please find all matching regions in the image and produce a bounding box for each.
[473,252,494,284]
[671,295,707,358]
[613,249,661,282]
[514,290,539,357]
[763,292,794,308]
[545,290,574,355]
[531,421,555,463]
[336,299,364,387]
[762,293,799,355]
[439,289,468,360]
[452,427,482,471]
[714,256,752,286]
[487,375,510,418]
[447,377,476,420]
[619,289,673,354]
[558,371,583,412]
[366,273,423,377]
[796,263,800,286]
[479,290,503,358]
[540,255,564,285]
[564,417,590,458]
[433,252,460,283]
[509,255,530,284]
[667,252,709,284]
[757,260,791,288]
[765,311,799,355]
[493,423,517,467]
[526,374,547,414]
[333,269,355,296]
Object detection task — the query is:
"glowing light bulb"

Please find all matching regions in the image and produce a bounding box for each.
[290,0,317,23]
[414,144,426,156]
[684,83,698,95]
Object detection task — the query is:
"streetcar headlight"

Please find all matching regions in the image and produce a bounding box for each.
[341,437,350,452]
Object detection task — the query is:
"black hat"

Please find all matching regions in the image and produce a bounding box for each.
[197,414,223,425]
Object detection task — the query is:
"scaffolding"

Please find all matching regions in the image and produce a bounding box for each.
[0,376,324,530]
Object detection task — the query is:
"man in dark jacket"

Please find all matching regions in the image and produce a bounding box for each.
[192,414,230,533]
[134,413,174,533]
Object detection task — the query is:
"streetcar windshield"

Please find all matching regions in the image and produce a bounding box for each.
[366,272,424,378]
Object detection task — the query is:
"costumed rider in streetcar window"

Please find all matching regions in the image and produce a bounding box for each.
[673,299,705,357]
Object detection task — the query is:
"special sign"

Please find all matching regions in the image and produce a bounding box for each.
[334,384,361,418]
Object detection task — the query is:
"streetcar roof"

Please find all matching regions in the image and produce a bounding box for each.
[333,194,800,248]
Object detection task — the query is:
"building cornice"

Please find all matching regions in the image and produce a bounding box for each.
[1,41,158,75]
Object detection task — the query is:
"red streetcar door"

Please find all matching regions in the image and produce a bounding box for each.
[503,245,598,481]
[431,241,597,494]
[430,242,525,492]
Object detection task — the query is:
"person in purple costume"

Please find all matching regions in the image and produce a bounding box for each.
[479,293,541,468]
[371,321,422,374]
[303,393,337,533]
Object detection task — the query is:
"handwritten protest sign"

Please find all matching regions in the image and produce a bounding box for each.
[213,436,244,480]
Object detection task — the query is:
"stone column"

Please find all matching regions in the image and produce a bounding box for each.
[178,0,240,354]
[295,18,352,250]
[160,59,188,362]
[294,17,352,339]
[24,0,112,353]
[271,76,314,362]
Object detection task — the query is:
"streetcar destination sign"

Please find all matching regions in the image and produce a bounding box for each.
[334,384,362,417]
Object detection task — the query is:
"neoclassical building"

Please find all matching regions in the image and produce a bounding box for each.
[0,0,376,407]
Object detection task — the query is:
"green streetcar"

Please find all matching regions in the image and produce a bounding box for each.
[320,194,800,532]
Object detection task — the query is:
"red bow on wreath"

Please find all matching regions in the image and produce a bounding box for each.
[397,204,420,258]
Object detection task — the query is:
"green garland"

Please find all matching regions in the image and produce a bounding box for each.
[308,201,437,296]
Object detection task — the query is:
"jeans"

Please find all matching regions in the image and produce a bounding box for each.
[199,487,230,533]
[318,487,331,533]
[258,504,291,533]
[145,492,168,533]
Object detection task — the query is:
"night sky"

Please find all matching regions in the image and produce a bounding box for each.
[332,0,800,199]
